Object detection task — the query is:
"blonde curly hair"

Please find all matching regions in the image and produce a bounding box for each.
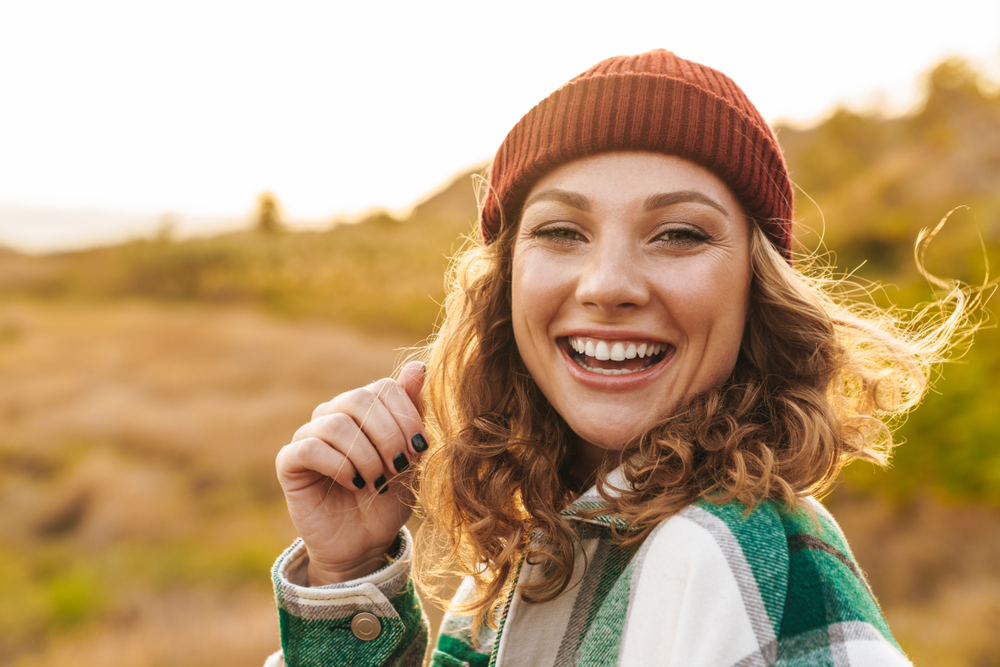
[410,206,978,629]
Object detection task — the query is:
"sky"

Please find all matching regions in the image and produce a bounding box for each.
[1,0,999,252]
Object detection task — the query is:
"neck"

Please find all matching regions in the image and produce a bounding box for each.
[569,437,611,489]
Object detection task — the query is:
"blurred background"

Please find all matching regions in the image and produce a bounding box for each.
[1,1,999,665]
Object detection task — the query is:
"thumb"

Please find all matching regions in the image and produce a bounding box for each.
[397,360,426,415]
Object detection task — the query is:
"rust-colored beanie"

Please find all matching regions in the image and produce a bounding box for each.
[480,49,794,259]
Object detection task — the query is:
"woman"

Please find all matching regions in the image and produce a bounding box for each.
[267,50,968,666]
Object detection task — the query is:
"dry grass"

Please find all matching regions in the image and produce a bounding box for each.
[0,300,412,665]
[12,589,279,667]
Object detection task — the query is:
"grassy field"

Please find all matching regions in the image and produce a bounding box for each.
[0,301,408,665]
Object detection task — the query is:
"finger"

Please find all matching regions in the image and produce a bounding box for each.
[277,437,368,494]
[397,361,426,414]
[309,375,427,462]
[294,413,389,492]
[303,391,410,479]
[367,376,428,460]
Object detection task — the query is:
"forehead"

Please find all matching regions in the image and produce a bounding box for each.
[523,151,743,216]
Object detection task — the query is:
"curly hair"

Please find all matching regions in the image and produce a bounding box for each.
[410,205,978,630]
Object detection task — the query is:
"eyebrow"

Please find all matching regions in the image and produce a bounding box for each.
[521,188,729,216]
[644,190,728,215]
[521,188,591,213]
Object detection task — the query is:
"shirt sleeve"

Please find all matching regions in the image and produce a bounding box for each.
[266,526,429,667]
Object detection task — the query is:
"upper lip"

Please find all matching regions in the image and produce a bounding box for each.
[555,328,671,345]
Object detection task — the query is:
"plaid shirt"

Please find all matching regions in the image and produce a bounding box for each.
[267,472,911,667]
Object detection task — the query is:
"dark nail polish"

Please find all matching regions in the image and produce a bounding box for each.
[351,472,365,489]
[393,453,409,473]
[379,484,389,495]
[374,474,386,490]
[411,433,428,453]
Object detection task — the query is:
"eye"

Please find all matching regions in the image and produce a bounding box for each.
[533,225,585,243]
[655,226,710,244]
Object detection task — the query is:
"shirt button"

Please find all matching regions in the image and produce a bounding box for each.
[350,612,381,641]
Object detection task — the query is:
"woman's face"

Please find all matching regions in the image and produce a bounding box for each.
[511,151,752,457]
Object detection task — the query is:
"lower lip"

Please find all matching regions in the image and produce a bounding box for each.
[559,342,674,390]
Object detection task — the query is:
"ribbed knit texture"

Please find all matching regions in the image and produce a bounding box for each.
[480,49,794,259]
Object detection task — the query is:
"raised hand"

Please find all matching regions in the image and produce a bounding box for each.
[275,361,428,585]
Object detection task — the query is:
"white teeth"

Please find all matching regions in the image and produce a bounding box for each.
[568,337,668,367]
[594,367,633,376]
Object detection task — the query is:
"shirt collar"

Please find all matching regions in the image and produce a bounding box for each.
[559,467,632,532]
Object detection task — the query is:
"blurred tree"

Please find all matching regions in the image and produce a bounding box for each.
[155,213,178,242]
[254,192,283,234]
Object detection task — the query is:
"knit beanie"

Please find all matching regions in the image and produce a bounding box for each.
[480,49,794,259]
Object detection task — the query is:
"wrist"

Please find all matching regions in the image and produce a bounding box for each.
[305,536,402,587]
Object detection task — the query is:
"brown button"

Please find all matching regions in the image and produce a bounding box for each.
[350,612,381,641]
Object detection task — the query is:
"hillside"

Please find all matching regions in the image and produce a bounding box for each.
[2,61,999,334]
[779,58,1000,282]
[0,166,483,339]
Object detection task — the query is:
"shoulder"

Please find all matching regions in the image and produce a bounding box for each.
[614,498,788,666]
[640,496,791,609]
[645,500,789,611]
[773,499,910,664]
[620,497,911,666]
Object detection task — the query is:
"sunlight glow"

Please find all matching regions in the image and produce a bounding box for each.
[0,0,998,251]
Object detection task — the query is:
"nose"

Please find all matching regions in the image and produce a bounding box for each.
[575,239,650,313]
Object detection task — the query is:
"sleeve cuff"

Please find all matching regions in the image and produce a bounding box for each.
[270,526,427,667]
[273,527,413,610]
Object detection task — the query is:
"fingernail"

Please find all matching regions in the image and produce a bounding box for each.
[393,453,409,473]
[379,484,389,495]
[420,362,427,374]
[374,474,386,490]
[411,433,428,453]
[351,472,366,489]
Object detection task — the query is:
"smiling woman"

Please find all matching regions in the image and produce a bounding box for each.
[267,50,974,667]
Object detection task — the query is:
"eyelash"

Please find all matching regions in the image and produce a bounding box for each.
[656,227,710,244]
[533,225,582,242]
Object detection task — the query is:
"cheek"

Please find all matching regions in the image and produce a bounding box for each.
[674,261,750,382]
[510,251,550,364]
[713,278,751,376]
[510,254,531,342]
[511,251,570,335]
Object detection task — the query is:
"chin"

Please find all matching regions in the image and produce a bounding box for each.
[565,415,651,451]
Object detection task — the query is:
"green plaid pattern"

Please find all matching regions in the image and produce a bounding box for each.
[268,474,910,666]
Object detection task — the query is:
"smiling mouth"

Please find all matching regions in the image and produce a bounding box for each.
[562,336,672,376]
